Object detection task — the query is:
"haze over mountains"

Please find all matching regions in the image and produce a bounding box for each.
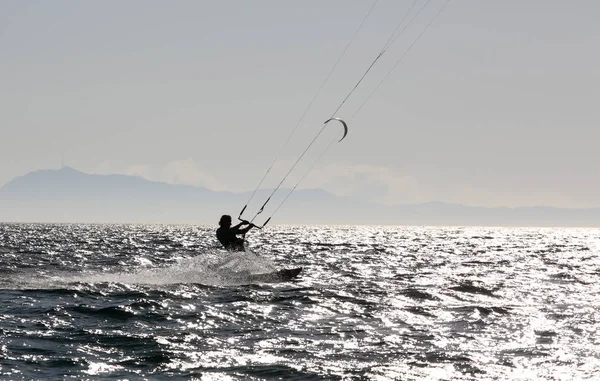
[0,167,598,227]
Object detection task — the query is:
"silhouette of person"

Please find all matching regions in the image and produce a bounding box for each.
[216,215,256,252]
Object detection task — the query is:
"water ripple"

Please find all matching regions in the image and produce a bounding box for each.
[0,223,599,379]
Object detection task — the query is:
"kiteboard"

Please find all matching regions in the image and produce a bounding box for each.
[246,267,302,284]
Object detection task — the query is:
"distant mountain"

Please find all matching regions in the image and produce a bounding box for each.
[0,167,344,225]
[1,167,599,227]
[1,166,227,201]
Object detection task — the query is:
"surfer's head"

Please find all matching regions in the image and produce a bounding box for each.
[219,215,232,227]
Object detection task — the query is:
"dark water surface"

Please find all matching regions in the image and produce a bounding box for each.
[0,223,598,380]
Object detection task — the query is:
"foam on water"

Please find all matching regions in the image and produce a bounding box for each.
[75,249,278,286]
[5,249,279,288]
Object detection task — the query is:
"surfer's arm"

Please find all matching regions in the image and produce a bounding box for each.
[230,221,246,232]
[230,220,253,234]
[237,223,255,235]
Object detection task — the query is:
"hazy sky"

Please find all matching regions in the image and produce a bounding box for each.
[2,0,599,208]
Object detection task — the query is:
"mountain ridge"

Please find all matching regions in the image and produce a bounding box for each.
[1,167,598,227]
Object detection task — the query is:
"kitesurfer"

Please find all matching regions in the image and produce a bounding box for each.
[216,215,255,252]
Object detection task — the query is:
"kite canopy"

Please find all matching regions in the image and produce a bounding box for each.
[324,117,348,142]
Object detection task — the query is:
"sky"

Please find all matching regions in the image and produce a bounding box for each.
[1,0,599,208]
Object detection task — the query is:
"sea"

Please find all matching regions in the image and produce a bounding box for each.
[0,223,598,380]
